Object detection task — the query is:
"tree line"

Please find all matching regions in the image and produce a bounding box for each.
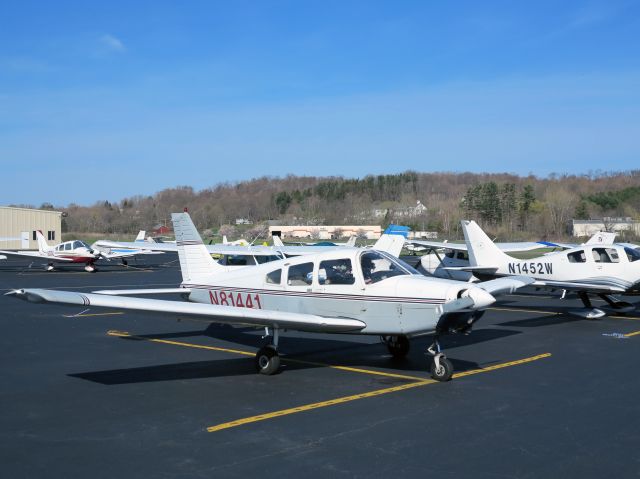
[13,170,640,241]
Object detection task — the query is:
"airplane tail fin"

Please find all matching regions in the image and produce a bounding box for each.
[585,231,616,245]
[272,235,284,247]
[222,235,228,245]
[36,230,53,253]
[461,221,511,267]
[373,234,405,258]
[172,212,223,282]
[346,236,356,247]
[134,230,146,242]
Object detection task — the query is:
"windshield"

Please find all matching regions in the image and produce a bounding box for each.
[625,247,640,262]
[360,251,420,284]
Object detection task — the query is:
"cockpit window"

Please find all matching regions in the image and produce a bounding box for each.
[592,247,619,263]
[444,249,455,258]
[456,251,469,260]
[266,269,282,284]
[287,262,314,286]
[319,259,355,285]
[625,247,640,262]
[567,250,586,263]
[64,242,72,251]
[360,251,419,285]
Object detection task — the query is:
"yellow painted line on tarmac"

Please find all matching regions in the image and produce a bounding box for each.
[490,307,560,315]
[610,316,640,321]
[207,380,435,432]
[624,330,640,337]
[64,312,124,318]
[452,353,552,378]
[206,353,551,433]
[284,358,426,381]
[106,330,255,356]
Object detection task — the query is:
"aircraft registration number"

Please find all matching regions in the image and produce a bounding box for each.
[209,290,262,309]
[508,262,553,275]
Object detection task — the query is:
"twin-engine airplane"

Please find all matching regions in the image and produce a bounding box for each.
[0,231,162,272]
[452,221,640,318]
[7,212,533,381]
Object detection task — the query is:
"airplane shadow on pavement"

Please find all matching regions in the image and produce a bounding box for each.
[67,324,521,385]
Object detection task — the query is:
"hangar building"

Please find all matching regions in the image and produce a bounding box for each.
[0,206,63,250]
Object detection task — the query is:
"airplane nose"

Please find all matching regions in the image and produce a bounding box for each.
[463,287,496,310]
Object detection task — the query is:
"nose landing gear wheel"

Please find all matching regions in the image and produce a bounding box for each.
[255,346,280,375]
[430,356,453,382]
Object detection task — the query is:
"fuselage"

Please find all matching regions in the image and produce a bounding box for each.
[182,248,490,336]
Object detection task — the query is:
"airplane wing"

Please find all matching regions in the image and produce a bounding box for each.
[92,288,190,295]
[6,289,367,333]
[407,240,544,253]
[476,276,535,296]
[0,250,75,262]
[531,279,628,293]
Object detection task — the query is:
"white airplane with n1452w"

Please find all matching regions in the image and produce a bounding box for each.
[7,212,533,381]
[456,221,640,318]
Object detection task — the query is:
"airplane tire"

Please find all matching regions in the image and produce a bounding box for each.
[255,346,280,375]
[430,357,453,382]
[386,335,410,358]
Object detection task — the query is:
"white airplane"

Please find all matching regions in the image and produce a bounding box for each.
[7,212,533,381]
[456,221,640,318]
[95,235,359,258]
[413,232,624,282]
[273,236,357,247]
[0,231,161,272]
[222,235,249,247]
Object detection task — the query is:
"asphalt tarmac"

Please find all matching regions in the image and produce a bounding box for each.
[1,255,639,478]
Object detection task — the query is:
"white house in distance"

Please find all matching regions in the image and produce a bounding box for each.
[269,225,383,240]
[571,218,640,238]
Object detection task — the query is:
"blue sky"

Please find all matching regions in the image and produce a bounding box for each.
[1,0,639,206]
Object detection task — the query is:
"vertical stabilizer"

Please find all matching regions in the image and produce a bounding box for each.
[36,231,53,253]
[346,236,356,247]
[172,212,222,282]
[272,235,284,247]
[134,230,146,242]
[461,221,511,267]
[373,234,405,258]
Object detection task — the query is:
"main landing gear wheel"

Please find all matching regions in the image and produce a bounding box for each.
[46,264,54,272]
[384,335,410,358]
[255,345,280,375]
[84,264,97,273]
[430,356,453,382]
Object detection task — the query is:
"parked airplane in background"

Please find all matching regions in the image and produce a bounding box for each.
[0,231,162,272]
[458,221,640,318]
[413,231,624,282]
[7,212,532,381]
[273,236,357,247]
[222,235,249,246]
